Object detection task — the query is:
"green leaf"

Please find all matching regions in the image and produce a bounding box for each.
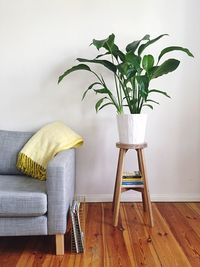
[98,102,114,111]
[148,66,159,79]
[94,88,110,94]
[126,68,138,79]
[58,64,91,83]
[92,34,115,51]
[117,62,128,75]
[142,55,154,71]
[136,75,149,87]
[148,89,171,98]
[92,34,125,61]
[138,34,168,56]
[151,59,180,79]
[95,97,107,112]
[119,53,141,75]
[136,75,149,99]
[96,52,110,58]
[146,99,159,105]
[113,49,126,61]
[82,82,102,100]
[125,52,141,70]
[142,55,154,72]
[77,58,117,73]
[126,34,150,53]
[136,75,149,101]
[143,104,154,110]
[158,46,194,62]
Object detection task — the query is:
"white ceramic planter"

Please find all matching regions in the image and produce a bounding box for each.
[117,114,147,144]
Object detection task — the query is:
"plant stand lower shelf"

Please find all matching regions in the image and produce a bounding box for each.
[112,142,154,227]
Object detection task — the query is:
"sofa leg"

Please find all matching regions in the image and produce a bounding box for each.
[55,234,64,255]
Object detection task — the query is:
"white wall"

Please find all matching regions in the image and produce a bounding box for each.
[0,0,199,201]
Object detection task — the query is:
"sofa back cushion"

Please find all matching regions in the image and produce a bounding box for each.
[0,130,33,175]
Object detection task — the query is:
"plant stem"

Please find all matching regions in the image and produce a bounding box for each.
[118,76,123,112]
[106,41,123,113]
[111,55,122,112]
[116,58,123,112]
[139,99,143,113]
[117,74,133,113]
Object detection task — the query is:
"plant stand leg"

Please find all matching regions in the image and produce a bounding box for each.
[137,149,154,227]
[141,190,147,212]
[112,149,123,211]
[113,148,126,227]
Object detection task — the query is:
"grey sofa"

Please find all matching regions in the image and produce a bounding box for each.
[0,129,75,255]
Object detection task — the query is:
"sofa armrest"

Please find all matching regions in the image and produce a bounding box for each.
[46,149,75,234]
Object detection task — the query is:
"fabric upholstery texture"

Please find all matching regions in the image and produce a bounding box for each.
[0,175,47,217]
[0,130,33,175]
[0,216,47,236]
[47,149,75,234]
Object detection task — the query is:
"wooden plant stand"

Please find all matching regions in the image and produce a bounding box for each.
[112,142,154,227]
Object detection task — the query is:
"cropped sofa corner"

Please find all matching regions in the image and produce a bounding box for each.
[0,129,75,255]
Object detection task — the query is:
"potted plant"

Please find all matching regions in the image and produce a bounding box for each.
[58,34,193,144]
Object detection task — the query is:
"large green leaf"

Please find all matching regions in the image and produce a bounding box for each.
[151,59,180,79]
[77,58,117,73]
[58,64,91,83]
[138,34,168,56]
[91,33,125,60]
[148,66,159,79]
[125,52,141,70]
[158,46,194,62]
[142,55,154,71]
[92,34,115,52]
[126,34,150,53]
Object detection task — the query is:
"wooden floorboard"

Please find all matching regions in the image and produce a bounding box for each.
[157,203,200,267]
[0,203,199,266]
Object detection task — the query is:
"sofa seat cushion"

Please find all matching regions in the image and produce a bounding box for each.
[0,175,47,217]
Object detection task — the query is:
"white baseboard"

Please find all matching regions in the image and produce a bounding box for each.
[76,193,200,202]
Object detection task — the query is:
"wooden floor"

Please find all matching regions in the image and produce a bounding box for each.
[0,203,200,267]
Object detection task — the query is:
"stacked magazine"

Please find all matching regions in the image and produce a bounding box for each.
[70,200,84,253]
[122,171,144,188]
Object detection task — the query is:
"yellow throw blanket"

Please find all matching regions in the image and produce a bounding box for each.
[16,121,83,180]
